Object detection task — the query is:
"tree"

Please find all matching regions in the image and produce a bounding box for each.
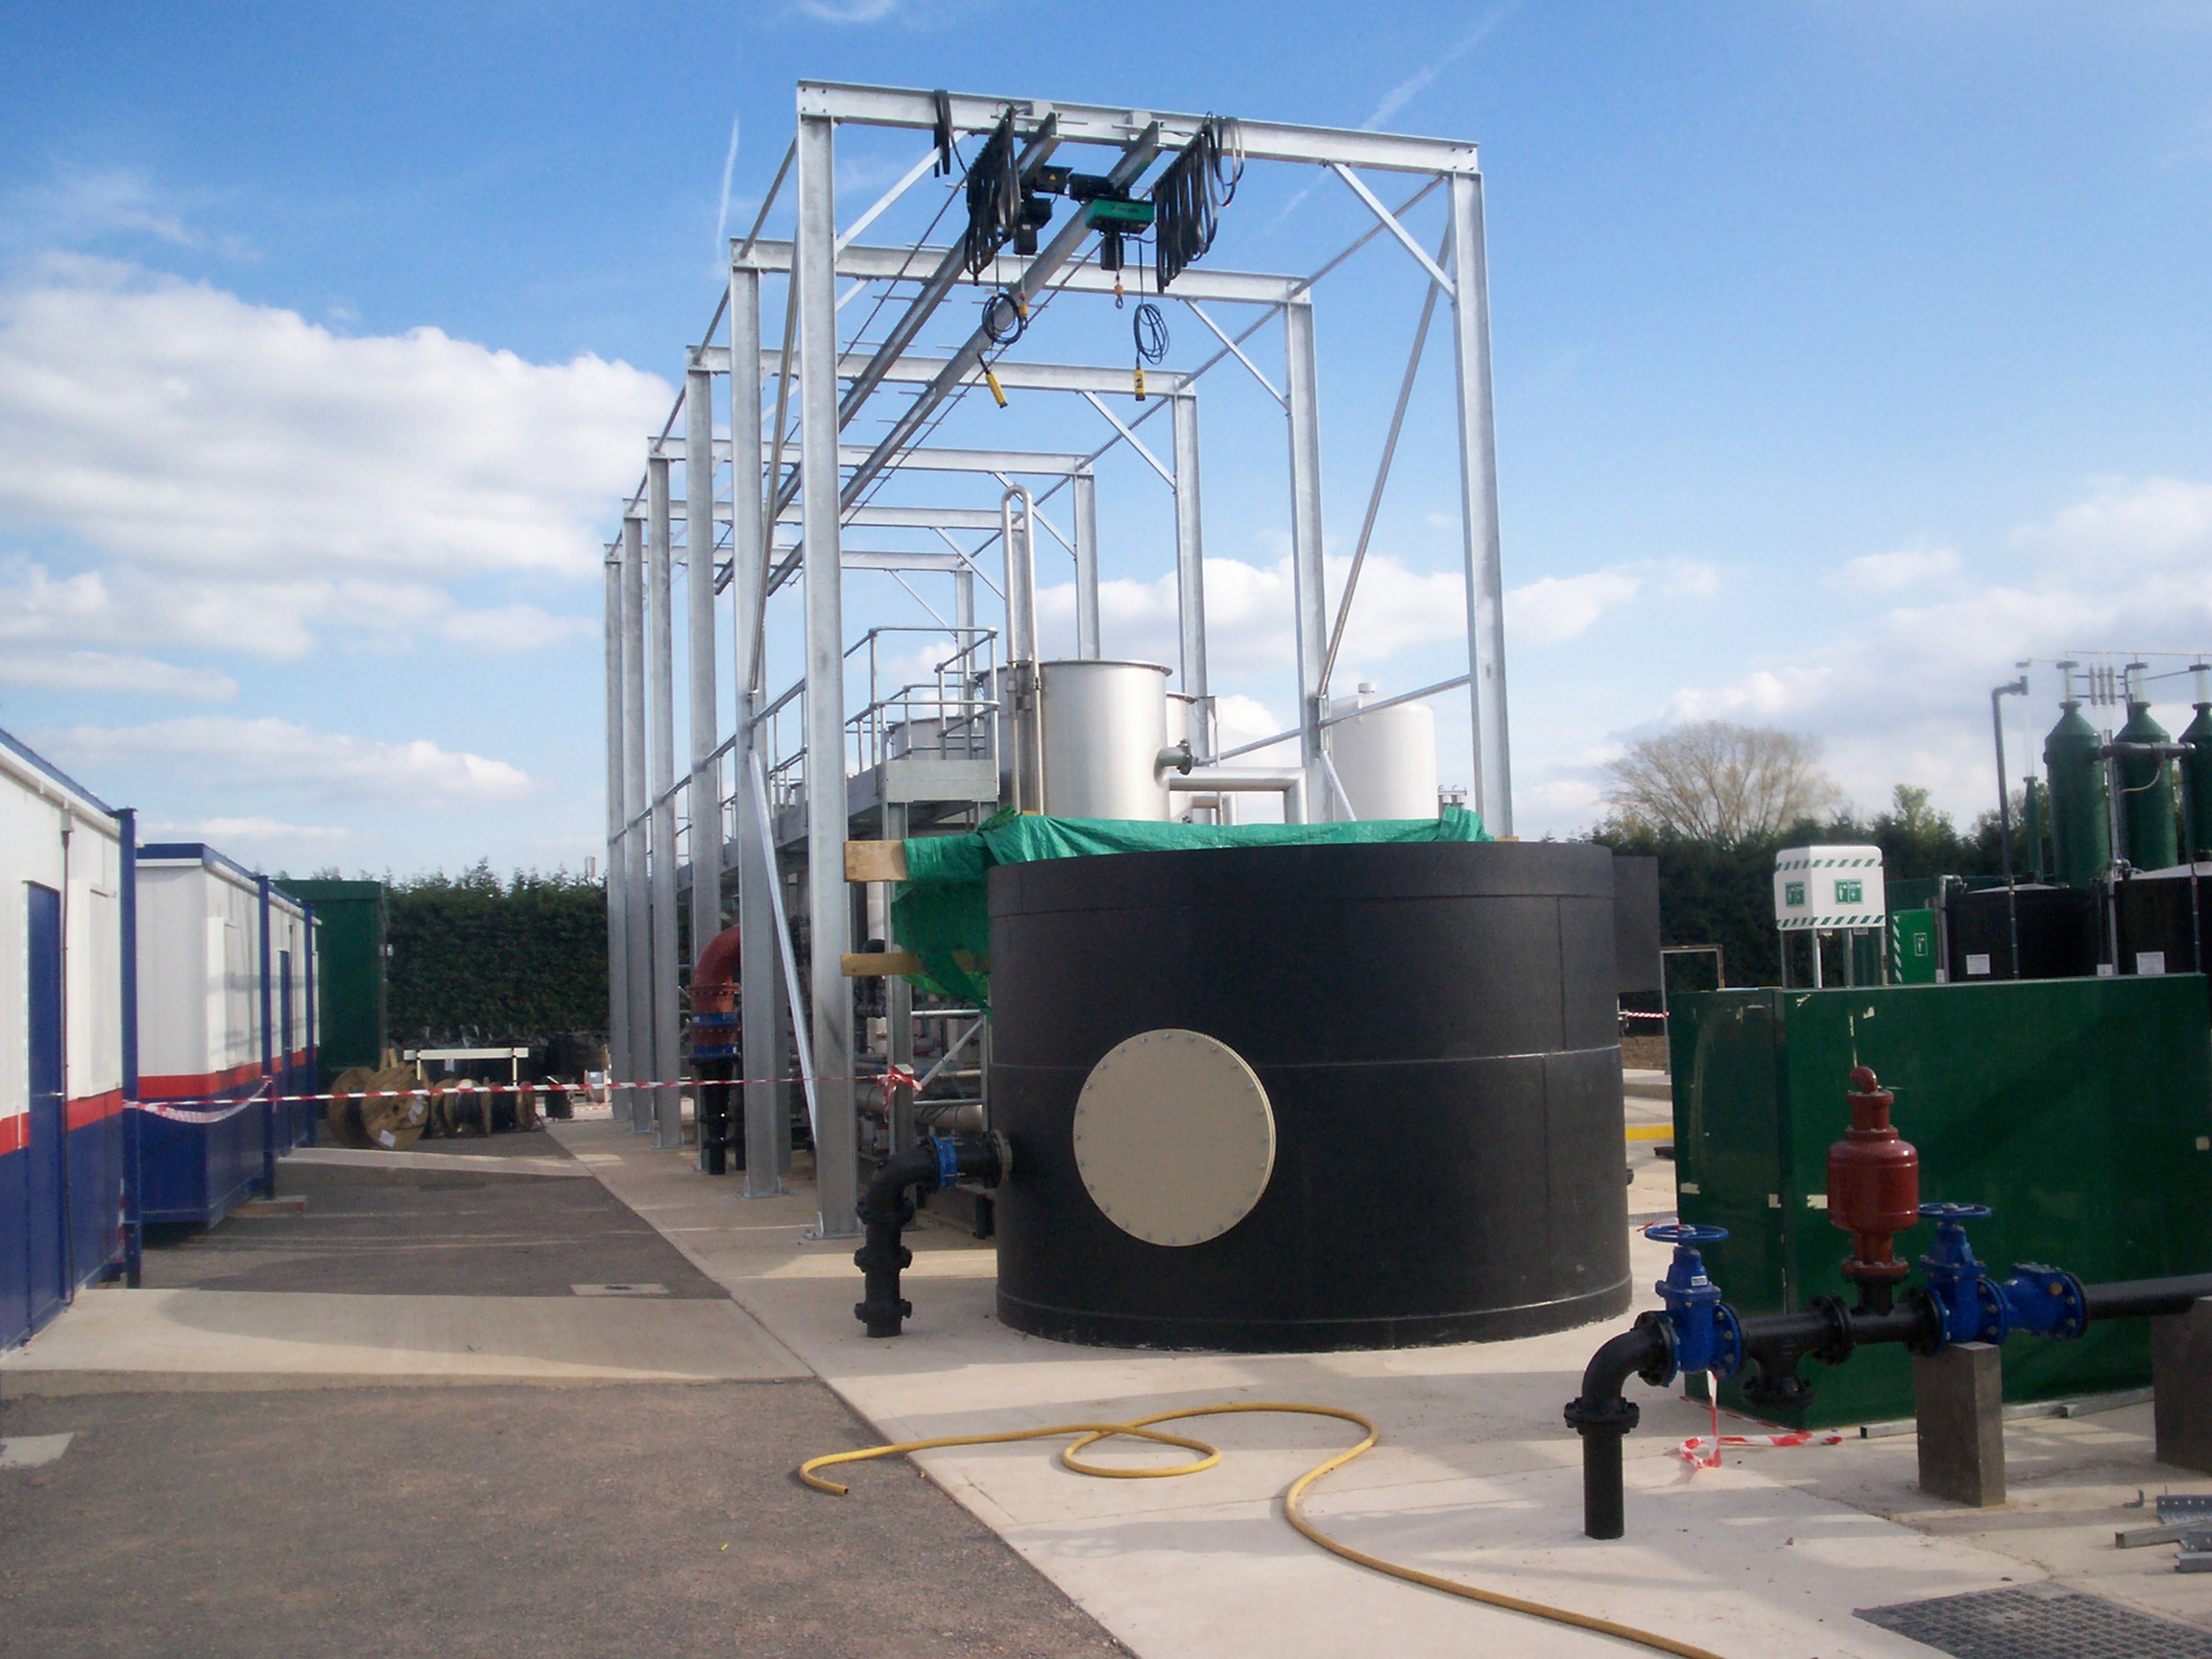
[1600,721,1843,844]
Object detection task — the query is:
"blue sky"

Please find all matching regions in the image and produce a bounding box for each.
[5,3,2212,874]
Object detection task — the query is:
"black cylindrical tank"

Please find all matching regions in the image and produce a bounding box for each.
[988,841,1632,1351]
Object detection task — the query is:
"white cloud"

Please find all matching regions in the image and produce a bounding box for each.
[2011,475,2212,565]
[795,0,902,17]
[1555,476,2212,833]
[39,716,535,809]
[1832,542,1962,592]
[144,816,358,848]
[1505,569,1640,647]
[0,258,667,662]
[0,648,235,700]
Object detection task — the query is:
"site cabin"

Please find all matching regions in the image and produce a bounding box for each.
[0,728,128,1348]
[134,843,318,1228]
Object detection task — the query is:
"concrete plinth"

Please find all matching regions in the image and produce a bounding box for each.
[2152,1297,2212,1476]
[1915,1341,2006,1506]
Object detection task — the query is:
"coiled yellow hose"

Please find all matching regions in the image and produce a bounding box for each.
[801,1401,1728,1659]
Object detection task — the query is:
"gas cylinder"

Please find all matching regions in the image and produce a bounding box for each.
[2117,683,2179,872]
[1827,1065,1919,1310]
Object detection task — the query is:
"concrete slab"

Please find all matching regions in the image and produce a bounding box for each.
[284,1144,590,1177]
[554,1119,2065,1659]
[0,1287,806,1392]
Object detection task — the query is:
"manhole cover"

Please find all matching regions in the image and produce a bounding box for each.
[1857,1584,2212,1658]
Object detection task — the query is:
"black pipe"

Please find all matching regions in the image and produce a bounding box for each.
[854,1132,1009,1337]
[1571,1270,2212,1539]
[2085,1273,2212,1322]
[1563,1317,1671,1540]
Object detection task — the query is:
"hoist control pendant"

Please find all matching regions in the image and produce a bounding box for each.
[1827,1065,1919,1310]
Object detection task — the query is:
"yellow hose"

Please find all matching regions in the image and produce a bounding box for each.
[802,1401,1729,1659]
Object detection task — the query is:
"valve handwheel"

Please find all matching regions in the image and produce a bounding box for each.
[1644,1222,1729,1247]
[1918,1202,1991,1223]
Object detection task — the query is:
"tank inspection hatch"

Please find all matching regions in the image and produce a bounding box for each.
[1073,1029,1277,1248]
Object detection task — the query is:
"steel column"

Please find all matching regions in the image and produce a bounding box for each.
[1447,173,1513,834]
[619,516,653,1130]
[730,267,785,1196]
[603,553,629,1088]
[685,366,723,976]
[647,456,683,1149]
[798,112,858,1237]
[1283,302,1330,812]
[1072,467,1100,660]
[1170,395,1211,758]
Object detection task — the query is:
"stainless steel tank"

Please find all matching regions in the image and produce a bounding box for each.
[1039,660,1171,821]
[1329,685,1439,819]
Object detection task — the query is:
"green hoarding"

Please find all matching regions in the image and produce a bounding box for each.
[276,878,388,1086]
[1671,977,2212,1428]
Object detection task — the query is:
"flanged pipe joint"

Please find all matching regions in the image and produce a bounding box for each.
[854,1132,1011,1337]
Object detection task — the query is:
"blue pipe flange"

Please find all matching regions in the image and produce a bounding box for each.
[932,1134,961,1190]
[1996,1262,2089,1340]
[1642,1223,1744,1381]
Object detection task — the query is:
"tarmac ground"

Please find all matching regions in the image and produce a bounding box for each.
[0,1123,1129,1658]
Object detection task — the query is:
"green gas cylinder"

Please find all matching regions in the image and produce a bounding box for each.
[2181,691,2212,864]
[2116,693,2178,872]
[2044,697,2109,888]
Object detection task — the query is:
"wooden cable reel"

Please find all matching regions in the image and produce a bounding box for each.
[324,1067,375,1149]
[358,1063,429,1151]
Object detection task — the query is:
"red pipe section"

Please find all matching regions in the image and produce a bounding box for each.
[691,923,742,1016]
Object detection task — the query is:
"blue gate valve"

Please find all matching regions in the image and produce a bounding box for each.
[1916,1202,2088,1349]
[1643,1222,1743,1381]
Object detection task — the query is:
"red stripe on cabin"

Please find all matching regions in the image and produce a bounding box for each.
[0,1117,23,1156]
[65,1089,124,1131]
[138,1061,266,1101]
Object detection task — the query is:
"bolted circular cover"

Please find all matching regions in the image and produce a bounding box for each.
[1072,1028,1276,1248]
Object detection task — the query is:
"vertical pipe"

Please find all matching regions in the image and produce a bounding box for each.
[118,806,140,1286]
[730,263,785,1197]
[301,902,317,1143]
[1448,174,1514,835]
[256,874,276,1195]
[798,111,858,1237]
[648,455,683,1150]
[1992,683,2020,977]
[1001,487,1042,813]
[1171,395,1212,759]
[1072,466,1101,661]
[604,552,629,1093]
[620,516,654,1129]
[882,801,914,1155]
[1283,305,1329,812]
[685,365,723,978]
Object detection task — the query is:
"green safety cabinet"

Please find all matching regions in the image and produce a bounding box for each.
[275,878,388,1087]
[1671,977,2212,1428]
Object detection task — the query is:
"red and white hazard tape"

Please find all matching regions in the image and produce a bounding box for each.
[1677,1373,1846,1468]
[1619,1009,1669,1023]
[125,1071,895,1113]
[133,1084,270,1125]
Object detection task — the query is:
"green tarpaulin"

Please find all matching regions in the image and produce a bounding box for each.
[890,805,1489,1007]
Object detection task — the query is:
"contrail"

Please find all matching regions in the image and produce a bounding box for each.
[1363,6,1513,131]
[714,113,742,250]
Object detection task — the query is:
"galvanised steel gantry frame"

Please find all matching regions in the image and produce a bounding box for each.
[604,81,1515,1238]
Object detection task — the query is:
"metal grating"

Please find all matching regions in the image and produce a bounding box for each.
[1857,1585,2212,1658]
